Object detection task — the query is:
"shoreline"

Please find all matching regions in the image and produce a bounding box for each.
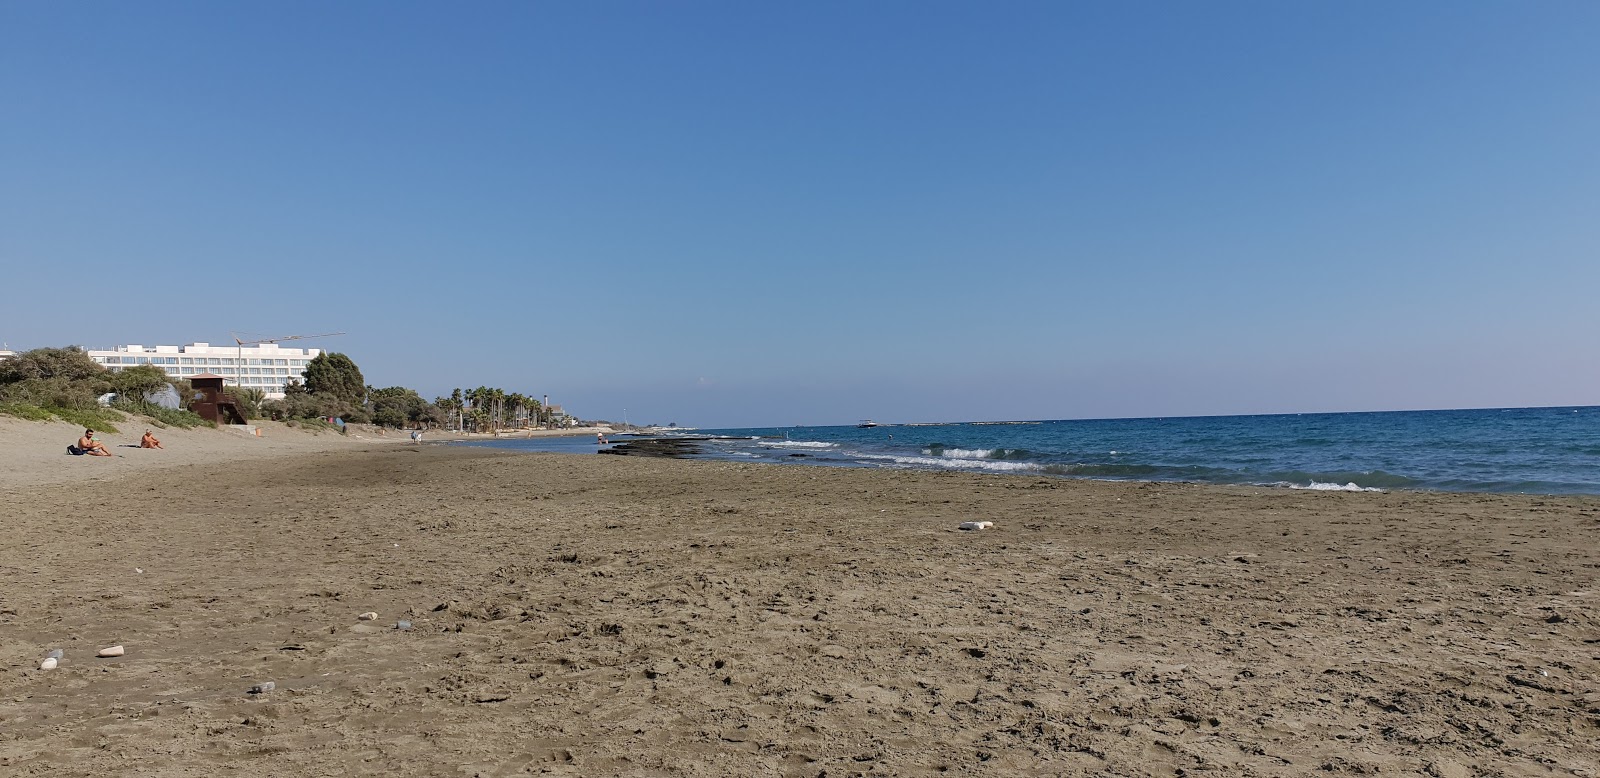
[2,445,1596,775]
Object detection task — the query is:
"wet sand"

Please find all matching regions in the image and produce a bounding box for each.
[1,445,1597,777]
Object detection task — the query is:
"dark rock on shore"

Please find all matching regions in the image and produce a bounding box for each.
[598,438,705,458]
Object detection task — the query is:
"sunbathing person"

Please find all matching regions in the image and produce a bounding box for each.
[77,429,112,457]
[140,430,164,449]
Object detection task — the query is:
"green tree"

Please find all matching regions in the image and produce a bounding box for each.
[368,385,427,428]
[413,401,446,429]
[466,386,491,432]
[0,346,111,409]
[302,353,366,407]
[109,364,172,399]
[435,391,463,431]
[261,392,357,423]
[233,387,265,419]
[0,346,107,384]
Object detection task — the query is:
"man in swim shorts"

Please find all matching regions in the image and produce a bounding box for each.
[78,429,112,457]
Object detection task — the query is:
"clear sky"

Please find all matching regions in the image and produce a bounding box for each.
[3,2,1597,428]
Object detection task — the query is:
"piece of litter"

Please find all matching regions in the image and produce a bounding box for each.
[249,681,275,694]
[39,657,58,670]
[134,568,143,574]
[357,612,378,621]
[395,620,412,631]
[46,649,64,660]
[958,521,995,531]
[97,645,125,657]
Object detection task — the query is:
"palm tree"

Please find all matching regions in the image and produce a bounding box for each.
[507,392,526,428]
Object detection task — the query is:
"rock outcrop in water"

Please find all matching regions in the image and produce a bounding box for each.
[597,437,705,458]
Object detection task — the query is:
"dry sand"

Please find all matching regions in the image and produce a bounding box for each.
[0,416,408,488]
[1,437,1597,776]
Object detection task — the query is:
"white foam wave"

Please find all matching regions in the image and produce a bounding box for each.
[858,453,1043,473]
[762,441,838,449]
[932,448,999,459]
[1291,481,1384,492]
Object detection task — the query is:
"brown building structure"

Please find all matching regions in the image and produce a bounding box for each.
[188,374,249,425]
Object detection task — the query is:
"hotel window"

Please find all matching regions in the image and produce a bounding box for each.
[274,359,287,366]
[208,358,221,365]
[180,358,193,365]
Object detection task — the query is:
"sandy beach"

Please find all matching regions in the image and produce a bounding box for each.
[1,430,1597,776]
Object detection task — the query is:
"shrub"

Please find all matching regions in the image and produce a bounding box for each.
[0,403,55,422]
[0,377,108,409]
[262,392,357,423]
[112,398,213,429]
[0,346,107,384]
[46,406,126,434]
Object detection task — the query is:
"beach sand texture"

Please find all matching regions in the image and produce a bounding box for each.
[2,442,1598,776]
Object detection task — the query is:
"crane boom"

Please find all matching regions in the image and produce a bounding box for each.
[227,332,345,388]
[233,331,345,346]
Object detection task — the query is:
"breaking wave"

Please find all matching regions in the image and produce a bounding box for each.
[1290,481,1385,492]
[923,445,1034,460]
[857,453,1045,473]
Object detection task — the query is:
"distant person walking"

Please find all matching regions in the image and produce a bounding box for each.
[411,429,422,445]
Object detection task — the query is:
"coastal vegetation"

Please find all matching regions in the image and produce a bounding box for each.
[0,346,206,432]
[0,346,567,433]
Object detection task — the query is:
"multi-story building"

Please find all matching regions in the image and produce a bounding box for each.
[87,343,322,400]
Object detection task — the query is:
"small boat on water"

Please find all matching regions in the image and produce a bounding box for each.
[857,420,878,428]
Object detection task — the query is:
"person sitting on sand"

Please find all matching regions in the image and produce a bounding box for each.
[140,430,164,449]
[77,429,112,457]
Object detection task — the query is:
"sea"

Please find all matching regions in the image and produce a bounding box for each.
[459,406,1600,496]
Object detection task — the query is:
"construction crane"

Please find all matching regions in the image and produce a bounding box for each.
[230,332,345,387]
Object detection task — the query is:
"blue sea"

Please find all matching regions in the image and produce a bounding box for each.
[462,406,1600,495]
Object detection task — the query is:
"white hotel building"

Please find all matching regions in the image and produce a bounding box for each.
[87,343,321,400]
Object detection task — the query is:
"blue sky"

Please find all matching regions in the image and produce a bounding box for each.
[3,2,1597,427]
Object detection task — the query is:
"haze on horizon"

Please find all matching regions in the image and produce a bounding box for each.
[3,2,1596,429]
